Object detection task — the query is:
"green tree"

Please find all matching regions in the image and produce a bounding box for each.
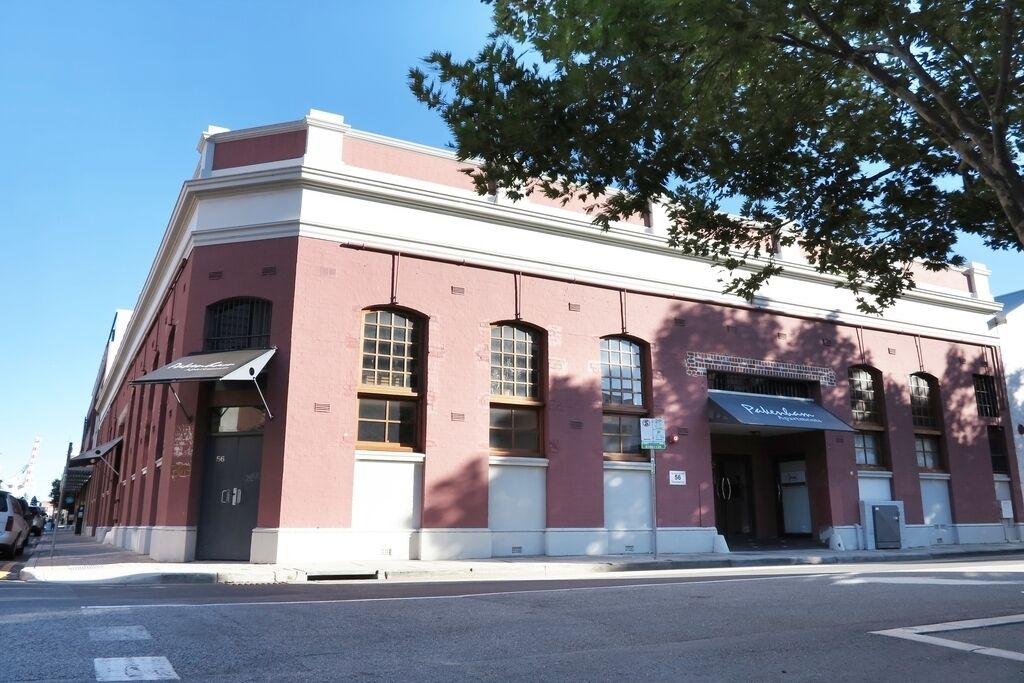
[410,1,1023,311]
[49,478,61,508]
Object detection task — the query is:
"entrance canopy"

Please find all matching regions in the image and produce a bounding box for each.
[708,390,854,433]
[130,348,276,385]
[68,437,123,467]
[129,348,277,421]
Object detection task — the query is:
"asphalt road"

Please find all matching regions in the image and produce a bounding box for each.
[5,552,1024,681]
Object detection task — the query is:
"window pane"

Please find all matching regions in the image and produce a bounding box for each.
[204,298,272,351]
[514,428,539,451]
[601,338,645,407]
[603,413,641,455]
[358,398,416,447]
[490,406,540,453]
[361,310,420,390]
[359,399,387,420]
[490,427,514,450]
[210,407,266,434]
[358,421,386,442]
[490,325,540,399]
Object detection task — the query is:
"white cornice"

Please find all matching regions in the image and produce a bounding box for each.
[93,156,1005,419]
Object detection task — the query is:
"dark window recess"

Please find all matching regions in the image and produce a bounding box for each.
[989,426,1009,474]
[204,298,272,351]
[974,375,1000,418]
[708,372,812,399]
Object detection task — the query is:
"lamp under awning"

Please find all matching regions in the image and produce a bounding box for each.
[708,390,854,433]
[68,437,123,466]
[130,348,276,385]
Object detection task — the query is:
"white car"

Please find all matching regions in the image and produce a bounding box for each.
[0,491,30,559]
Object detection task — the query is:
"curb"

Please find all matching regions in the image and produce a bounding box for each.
[16,545,1022,585]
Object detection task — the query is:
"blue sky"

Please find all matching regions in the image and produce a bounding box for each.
[0,1,1020,500]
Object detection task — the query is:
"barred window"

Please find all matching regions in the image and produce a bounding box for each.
[915,435,942,470]
[489,324,542,454]
[909,374,939,429]
[849,367,881,424]
[854,431,882,467]
[974,375,999,418]
[357,309,423,450]
[204,298,272,351]
[708,371,811,398]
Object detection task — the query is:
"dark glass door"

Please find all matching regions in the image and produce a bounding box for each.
[712,454,753,540]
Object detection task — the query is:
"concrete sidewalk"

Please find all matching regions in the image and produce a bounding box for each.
[16,529,1024,585]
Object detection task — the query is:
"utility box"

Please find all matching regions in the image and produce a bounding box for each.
[872,504,901,549]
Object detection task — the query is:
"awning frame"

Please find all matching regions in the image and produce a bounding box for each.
[130,348,277,421]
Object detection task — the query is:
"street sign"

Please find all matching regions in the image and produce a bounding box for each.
[640,417,666,450]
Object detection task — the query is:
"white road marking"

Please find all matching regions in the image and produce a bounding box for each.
[83,573,825,611]
[94,657,179,681]
[872,613,1024,663]
[834,577,1020,586]
[89,625,151,641]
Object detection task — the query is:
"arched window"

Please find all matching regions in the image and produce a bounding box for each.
[909,373,939,429]
[489,323,542,455]
[601,337,647,460]
[909,373,944,470]
[204,298,272,351]
[848,366,886,469]
[357,308,423,449]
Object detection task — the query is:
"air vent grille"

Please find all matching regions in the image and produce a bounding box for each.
[261,266,277,276]
[568,303,581,312]
[451,286,466,295]
[451,412,466,422]
[208,271,223,280]
[313,403,331,413]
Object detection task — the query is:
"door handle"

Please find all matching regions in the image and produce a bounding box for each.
[725,477,733,501]
[231,488,242,506]
[221,489,229,504]
[778,482,782,501]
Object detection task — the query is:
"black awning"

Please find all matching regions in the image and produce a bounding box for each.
[63,467,93,495]
[708,391,854,432]
[130,348,276,385]
[68,437,123,466]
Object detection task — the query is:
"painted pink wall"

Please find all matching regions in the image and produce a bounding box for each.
[182,238,298,529]
[908,262,972,293]
[212,131,307,170]
[89,234,1018,541]
[341,136,647,226]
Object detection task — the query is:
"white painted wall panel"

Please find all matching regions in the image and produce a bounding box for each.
[351,460,422,530]
[920,479,953,526]
[488,465,546,531]
[858,476,892,502]
[604,469,652,531]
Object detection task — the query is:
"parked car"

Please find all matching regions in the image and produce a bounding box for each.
[0,491,30,559]
[26,506,45,536]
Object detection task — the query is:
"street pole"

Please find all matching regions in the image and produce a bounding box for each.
[50,441,72,558]
[650,447,658,559]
